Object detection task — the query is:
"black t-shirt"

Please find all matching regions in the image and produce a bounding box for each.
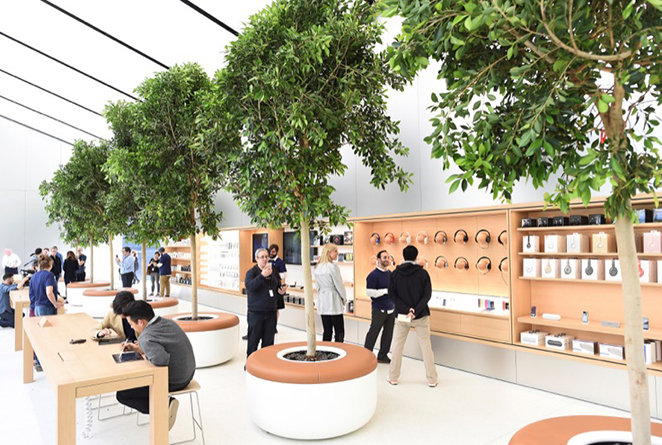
[122,317,137,342]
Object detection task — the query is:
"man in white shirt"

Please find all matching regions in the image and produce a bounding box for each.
[3,248,21,275]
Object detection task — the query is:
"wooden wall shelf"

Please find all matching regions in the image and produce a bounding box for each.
[517,252,662,258]
[517,222,662,233]
[432,307,509,320]
[518,276,662,287]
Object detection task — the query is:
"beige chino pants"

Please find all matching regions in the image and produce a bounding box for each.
[159,275,171,297]
[388,316,438,385]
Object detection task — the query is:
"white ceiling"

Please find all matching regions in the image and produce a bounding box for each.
[0,0,271,143]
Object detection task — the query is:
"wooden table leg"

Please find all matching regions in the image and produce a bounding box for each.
[56,384,76,445]
[23,328,33,384]
[149,367,169,444]
[14,302,24,351]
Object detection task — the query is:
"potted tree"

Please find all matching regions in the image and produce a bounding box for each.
[211,0,411,439]
[384,1,662,443]
[106,64,239,367]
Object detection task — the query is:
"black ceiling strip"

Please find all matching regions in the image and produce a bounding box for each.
[0,94,103,139]
[0,68,102,117]
[179,0,239,36]
[0,31,137,101]
[0,113,74,146]
[40,0,170,70]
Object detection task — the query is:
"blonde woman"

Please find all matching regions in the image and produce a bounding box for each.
[314,243,347,342]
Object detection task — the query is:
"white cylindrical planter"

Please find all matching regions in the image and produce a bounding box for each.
[146,298,179,317]
[82,288,138,318]
[568,431,662,445]
[246,342,378,440]
[166,312,240,368]
[65,282,109,307]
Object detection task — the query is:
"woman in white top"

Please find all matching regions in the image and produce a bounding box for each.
[314,243,347,342]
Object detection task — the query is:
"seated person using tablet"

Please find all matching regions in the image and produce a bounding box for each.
[91,291,137,341]
[116,300,196,431]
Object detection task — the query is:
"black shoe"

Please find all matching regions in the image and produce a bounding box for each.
[275,328,279,334]
[242,334,248,340]
[377,357,391,364]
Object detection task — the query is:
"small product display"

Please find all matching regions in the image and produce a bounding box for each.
[523,235,540,253]
[605,259,621,281]
[331,234,344,245]
[343,231,353,246]
[581,259,605,280]
[542,313,562,321]
[637,209,654,223]
[541,258,561,279]
[520,330,547,346]
[569,215,589,226]
[644,341,657,364]
[566,233,589,253]
[582,311,589,324]
[599,343,625,360]
[561,259,580,279]
[638,259,657,283]
[654,209,662,222]
[644,231,662,253]
[572,339,596,355]
[530,305,537,318]
[343,252,354,262]
[537,217,553,227]
[553,216,570,227]
[521,218,537,228]
[592,232,615,253]
[544,235,566,253]
[600,320,621,328]
[644,317,650,331]
[545,333,574,351]
[589,214,606,225]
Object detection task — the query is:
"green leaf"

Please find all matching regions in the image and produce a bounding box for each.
[598,99,608,113]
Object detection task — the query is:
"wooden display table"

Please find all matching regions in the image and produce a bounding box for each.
[10,288,64,351]
[509,415,662,444]
[22,313,168,444]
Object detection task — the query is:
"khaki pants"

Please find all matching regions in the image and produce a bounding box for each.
[159,275,171,297]
[388,316,438,385]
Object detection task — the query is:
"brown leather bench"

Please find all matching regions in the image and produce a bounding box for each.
[67,282,110,289]
[165,312,239,332]
[246,341,377,384]
[82,288,138,297]
[509,415,662,444]
[148,298,179,309]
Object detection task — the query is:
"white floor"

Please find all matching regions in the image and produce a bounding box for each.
[2,299,631,445]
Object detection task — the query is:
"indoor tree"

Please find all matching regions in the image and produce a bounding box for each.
[383,0,662,442]
[107,63,228,319]
[211,0,412,357]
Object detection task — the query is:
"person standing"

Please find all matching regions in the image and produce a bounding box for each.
[29,255,63,371]
[387,245,437,387]
[116,247,134,288]
[2,248,21,275]
[76,248,87,281]
[147,252,161,296]
[245,248,286,357]
[50,246,63,282]
[63,251,78,285]
[0,273,29,328]
[26,248,42,272]
[157,247,171,297]
[314,243,346,343]
[363,250,396,363]
[132,250,140,285]
[268,244,287,332]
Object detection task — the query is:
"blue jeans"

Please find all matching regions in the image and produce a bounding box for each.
[34,305,57,366]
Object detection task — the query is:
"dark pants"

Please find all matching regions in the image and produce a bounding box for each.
[76,270,86,282]
[150,272,160,294]
[121,272,134,288]
[0,309,14,328]
[246,310,276,357]
[321,314,344,343]
[364,308,396,359]
[4,267,18,275]
[116,380,189,414]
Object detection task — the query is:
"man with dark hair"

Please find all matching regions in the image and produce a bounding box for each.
[363,249,395,363]
[0,273,29,328]
[117,300,195,431]
[51,246,63,282]
[91,290,137,340]
[157,247,172,297]
[76,248,87,281]
[268,244,287,333]
[387,245,438,387]
[115,247,134,288]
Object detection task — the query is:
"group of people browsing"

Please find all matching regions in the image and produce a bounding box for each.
[3,246,87,284]
[115,247,172,297]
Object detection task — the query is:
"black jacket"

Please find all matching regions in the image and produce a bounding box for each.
[388,262,432,319]
[245,264,281,312]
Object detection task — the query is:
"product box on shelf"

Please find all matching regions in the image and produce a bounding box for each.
[567,233,589,253]
[523,235,540,253]
[639,260,658,283]
[638,209,654,223]
[521,218,537,228]
[599,343,625,360]
[560,259,580,279]
[570,215,589,226]
[545,235,566,253]
[553,216,570,226]
[589,214,606,225]
[572,339,597,355]
[545,334,574,351]
[541,258,561,279]
[537,217,553,227]
[581,259,605,280]
[605,259,622,281]
[644,231,662,254]
[522,258,541,278]
[644,341,658,365]
[592,232,615,253]
[521,330,548,346]
[654,209,662,223]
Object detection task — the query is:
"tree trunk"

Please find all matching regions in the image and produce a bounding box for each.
[142,242,147,301]
[615,215,652,445]
[300,218,317,357]
[191,234,198,320]
[89,235,94,283]
[109,235,115,289]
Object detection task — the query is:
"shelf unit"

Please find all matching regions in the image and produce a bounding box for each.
[517,222,662,232]
[518,252,662,258]
[518,276,662,287]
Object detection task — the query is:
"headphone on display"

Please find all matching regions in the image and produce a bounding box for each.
[454,229,469,244]
[454,257,469,271]
[434,256,449,269]
[383,232,395,245]
[417,257,428,268]
[369,255,377,266]
[370,233,381,245]
[609,259,618,277]
[434,230,448,244]
[475,229,491,249]
[416,231,429,245]
[476,256,492,274]
[399,231,412,245]
[498,257,508,272]
[389,255,396,266]
[497,230,507,246]
[585,259,594,276]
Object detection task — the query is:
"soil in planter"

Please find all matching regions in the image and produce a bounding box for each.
[177,316,215,321]
[283,350,340,362]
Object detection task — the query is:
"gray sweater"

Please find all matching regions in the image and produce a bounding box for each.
[138,316,196,387]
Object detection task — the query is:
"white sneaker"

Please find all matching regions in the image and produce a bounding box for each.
[168,398,179,431]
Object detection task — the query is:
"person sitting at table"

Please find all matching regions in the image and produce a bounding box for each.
[91,291,137,341]
[0,273,29,328]
[117,300,196,431]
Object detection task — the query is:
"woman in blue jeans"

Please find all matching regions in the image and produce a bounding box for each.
[29,255,63,370]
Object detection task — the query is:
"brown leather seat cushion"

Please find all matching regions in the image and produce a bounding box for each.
[67,282,110,289]
[165,312,239,332]
[82,288,138,297]
[148,298,179,309]
[246,341,377,384]
[509,415,662,444]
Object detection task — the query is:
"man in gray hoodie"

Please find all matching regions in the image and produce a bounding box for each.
[117,300,196,430]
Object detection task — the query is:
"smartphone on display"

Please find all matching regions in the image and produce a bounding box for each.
[530,306,537,318]
[582,311,588,324]
[644,317,649,331]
